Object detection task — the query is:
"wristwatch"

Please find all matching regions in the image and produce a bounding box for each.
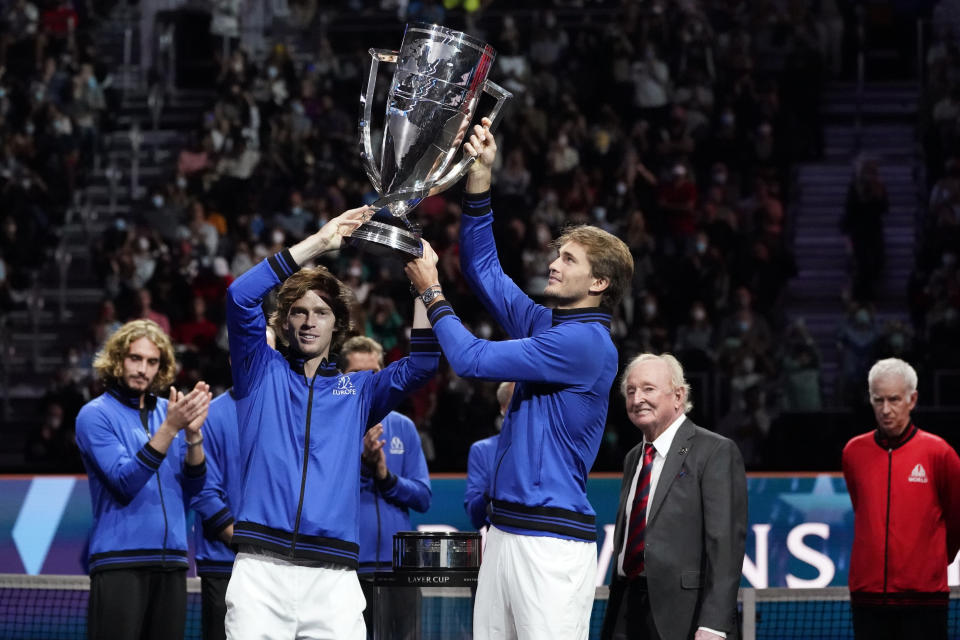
[419,285,443,306]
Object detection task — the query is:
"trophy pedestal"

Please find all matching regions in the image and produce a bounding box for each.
[346,219,423,259]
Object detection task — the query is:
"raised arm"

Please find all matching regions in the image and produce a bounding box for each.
[362,298,440,426]
[458,121,547,338]
[407,241,604,384]
[227,206,373,397]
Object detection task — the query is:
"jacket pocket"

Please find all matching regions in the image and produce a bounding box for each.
[681,571,703,589]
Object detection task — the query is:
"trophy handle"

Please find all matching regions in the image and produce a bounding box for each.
[422,79,514,197]
[359,48,398,195]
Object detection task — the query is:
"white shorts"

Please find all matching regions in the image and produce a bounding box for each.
[224,550,366,640]
[473,526,596,640]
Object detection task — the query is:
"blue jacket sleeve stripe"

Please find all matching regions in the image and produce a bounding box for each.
[427,301,456,324]
[267,249,298,280]
[409,328,443,351]
[136,444,164,470]
[464,192,492,214]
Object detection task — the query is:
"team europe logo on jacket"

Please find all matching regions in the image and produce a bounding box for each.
[390,436,404,455]
[908,463,928,484]
[333,375,356,396]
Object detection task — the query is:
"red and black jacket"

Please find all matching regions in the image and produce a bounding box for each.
[842,424,960,606]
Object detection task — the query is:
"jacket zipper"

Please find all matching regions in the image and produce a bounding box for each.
[490,442,512,511]
[883,447,892,595]
[143,407,169,563]
[290,373,318,555]
[374,490,382,568]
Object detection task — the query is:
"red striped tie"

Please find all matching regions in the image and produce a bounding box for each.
[623,443,657,579]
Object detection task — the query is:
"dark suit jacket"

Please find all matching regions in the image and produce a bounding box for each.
[600,418,747,640]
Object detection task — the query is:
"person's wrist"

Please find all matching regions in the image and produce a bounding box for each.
[186,429,203,447]
[418,284,443,306]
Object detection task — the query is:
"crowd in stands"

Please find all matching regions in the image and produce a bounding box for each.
[920,11,960,383]
[1,0,117,470]
[9,0,866,471]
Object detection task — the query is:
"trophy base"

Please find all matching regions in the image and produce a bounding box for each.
[346,220,424,259]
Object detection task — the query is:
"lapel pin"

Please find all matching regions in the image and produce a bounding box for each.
[678,447,688,455]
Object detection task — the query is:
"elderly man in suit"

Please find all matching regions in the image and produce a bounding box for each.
[601,353,747,640]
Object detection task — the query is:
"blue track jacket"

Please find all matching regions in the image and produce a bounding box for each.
[464,434,500,530]
[357,411,431,573]
[190,390,241,577]
[426,192,618,542]
[76,386,206,573]
[226,250,440,567]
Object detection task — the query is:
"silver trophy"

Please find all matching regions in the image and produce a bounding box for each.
[350,23,512,258]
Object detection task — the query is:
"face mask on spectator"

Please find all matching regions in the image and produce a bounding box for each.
[692,308,706,322]
[272,230,285,245]
[696,240,708,254]
[25,122,35,135]
[616,181,627,196]
[644,302,657,318]
[137,237,150,251]
[152,195,164,208]
[854,309,870,325]
[267,66,278,79]
[738,319,751,333]
[176,176,187,189]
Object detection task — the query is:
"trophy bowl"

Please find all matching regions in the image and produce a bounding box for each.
[349,23,512,259]
[393,531,482,571]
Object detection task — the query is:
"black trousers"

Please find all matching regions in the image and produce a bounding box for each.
[88,568,186,640]
[622,577,663,640]
[200,575,230,640]
[852,604,948,640]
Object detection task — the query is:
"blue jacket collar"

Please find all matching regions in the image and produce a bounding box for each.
[551,307,612,330]
[107,384,158,410]
[287,355,340,377]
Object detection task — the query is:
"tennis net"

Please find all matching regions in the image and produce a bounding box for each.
[4,574,957,639]
[0,574,202,640]
[740,586,960,640]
